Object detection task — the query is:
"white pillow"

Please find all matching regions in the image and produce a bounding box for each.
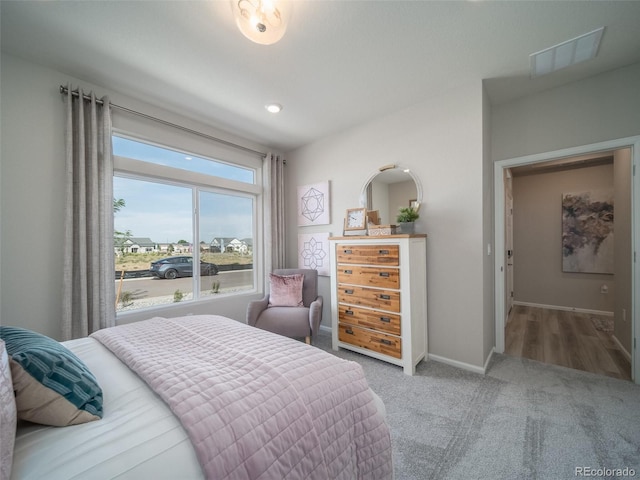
[0,339,17,480]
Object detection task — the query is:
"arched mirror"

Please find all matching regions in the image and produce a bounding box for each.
[359,164,423,225]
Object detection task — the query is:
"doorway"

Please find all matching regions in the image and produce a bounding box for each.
[494,136,640,384]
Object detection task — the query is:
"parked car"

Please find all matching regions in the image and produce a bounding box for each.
[149,256,219,279]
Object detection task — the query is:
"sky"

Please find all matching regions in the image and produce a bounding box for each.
[113,136,254,244]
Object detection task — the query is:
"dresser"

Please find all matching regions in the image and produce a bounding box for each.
[329,235,427,375]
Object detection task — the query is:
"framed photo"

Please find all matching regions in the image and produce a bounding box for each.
[298,232,330,276]
[297,181,330,226]
[366,210,380,226]
[562,190,613,274]
[344,207,367,231]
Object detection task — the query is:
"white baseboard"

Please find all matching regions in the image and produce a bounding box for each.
[428,353,487,375]
[483,347,495,373]
[513,301,613,317]
[322,325,488,375]
[319,324,332,335]
[611,334,632,362]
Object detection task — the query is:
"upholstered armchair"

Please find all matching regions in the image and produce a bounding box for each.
[246,269,323,344]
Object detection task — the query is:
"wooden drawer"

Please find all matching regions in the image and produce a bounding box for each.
[336,244,399,266]
[337,265,399,289]
[337,285,400,313]
[339,305,401,336]
[338,324,401,359]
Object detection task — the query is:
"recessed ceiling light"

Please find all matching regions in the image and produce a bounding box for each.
[265,103,282,113]
[530,27,605,78]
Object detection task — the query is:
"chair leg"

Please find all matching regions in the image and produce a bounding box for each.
[305,336,311,345]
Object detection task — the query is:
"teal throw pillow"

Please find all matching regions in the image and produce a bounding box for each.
[0,326,103,426]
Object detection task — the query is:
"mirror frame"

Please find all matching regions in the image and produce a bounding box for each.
[359,164,424,210]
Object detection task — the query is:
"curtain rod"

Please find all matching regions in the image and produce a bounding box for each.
[59,85,267,158]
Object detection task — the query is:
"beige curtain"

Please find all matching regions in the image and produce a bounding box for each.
[265,153,286,270]
[62,86,115,340]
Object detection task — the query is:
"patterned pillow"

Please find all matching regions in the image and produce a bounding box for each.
[0,339,17,480]
[268,273,304,307]
[0,327,103,427]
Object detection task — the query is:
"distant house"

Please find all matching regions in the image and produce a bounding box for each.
[210,237,251,254]
[210,237,235,253]
[150,242,191,255]
[173,242,192,254]
[240,238,253,254]
[209,238,222,253]
[157,243,174,253]
[227,238,248,254]
[115,237,157,254]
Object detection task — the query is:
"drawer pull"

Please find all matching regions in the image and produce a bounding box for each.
[344,269,353,274]
[345,328,354,335]
[379,294,391,300]
[379,317,391,323]
[379,249,390,255]
[344,289,354,294]
[343,249,353,254]
[345,310,354,316]
[379,339,393,346]
[379,272,390,277]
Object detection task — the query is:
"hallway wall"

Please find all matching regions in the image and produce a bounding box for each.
[512,163,615,313]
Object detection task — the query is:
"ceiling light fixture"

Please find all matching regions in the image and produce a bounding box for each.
[231,0,290,45]
[265,103,282,113]
[530,27,605,78]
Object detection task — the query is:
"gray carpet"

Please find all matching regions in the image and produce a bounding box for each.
[314,332,640,480]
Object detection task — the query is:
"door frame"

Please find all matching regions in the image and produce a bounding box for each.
[494,135,640,383]
[505,170,514,316]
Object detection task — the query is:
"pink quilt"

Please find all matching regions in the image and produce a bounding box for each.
[91,315,393,480]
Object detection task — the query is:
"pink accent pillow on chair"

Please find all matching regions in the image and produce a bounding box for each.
[268,273,304,307]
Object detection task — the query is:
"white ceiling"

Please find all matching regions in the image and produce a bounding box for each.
[2,1,640,152]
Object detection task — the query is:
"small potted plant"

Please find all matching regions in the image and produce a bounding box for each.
[396,205,419,234]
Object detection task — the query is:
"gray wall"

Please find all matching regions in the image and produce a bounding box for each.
[614,148,633,353]
[482,86,495,367]
[512,163,615,312]
[285,80,489,369]
[492,62,640,161]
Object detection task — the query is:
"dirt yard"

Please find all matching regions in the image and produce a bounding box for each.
[115,252,253,271]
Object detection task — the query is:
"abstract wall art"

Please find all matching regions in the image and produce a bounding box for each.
[298,232,330,276]
[561,189,614,274]
[297,181,330,226]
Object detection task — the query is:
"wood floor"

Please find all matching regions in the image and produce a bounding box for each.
[505,305,631,381]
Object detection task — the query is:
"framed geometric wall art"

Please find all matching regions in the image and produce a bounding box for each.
[297,181,330,226]
[561,189,614,274]
[298,232,330,276]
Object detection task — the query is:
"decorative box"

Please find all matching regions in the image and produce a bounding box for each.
[368,224,397,236]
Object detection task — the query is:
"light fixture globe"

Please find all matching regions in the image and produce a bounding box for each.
[265,103,282,113]
[231,0,291,45]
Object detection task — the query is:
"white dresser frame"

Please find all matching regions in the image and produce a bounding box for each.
[329,235,427,375]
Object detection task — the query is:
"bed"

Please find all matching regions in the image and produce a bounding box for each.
[4,315,392,479]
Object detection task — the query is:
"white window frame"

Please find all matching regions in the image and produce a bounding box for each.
[112,132,265,318]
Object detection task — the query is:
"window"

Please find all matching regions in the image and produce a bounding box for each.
[113,135,261,314]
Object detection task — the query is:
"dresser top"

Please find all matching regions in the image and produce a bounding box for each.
[329,234,427,240]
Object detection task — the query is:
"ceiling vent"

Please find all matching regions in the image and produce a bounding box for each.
[530,27,605,78]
